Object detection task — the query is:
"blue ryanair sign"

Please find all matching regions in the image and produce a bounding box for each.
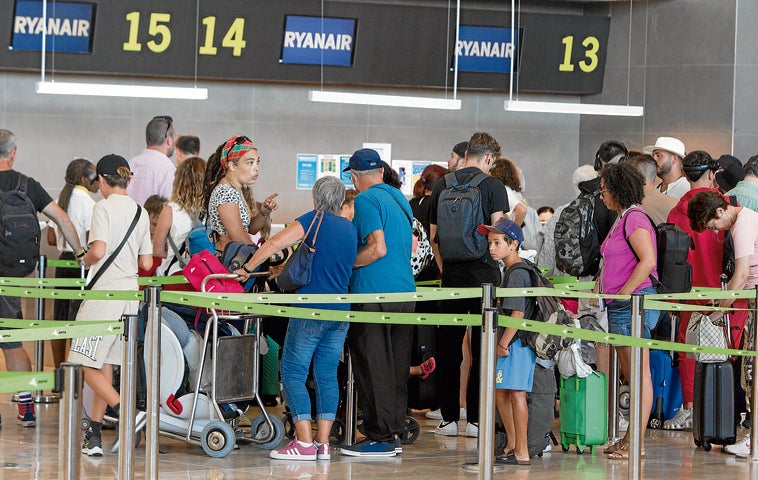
[281,15,357,67]
[456,26,519,73]
[12,0,95,53]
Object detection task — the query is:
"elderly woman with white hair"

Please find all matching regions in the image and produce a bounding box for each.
[235,176,358,461]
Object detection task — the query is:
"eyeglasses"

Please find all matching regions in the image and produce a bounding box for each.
[89,175,98,185]
[153,115,173,140]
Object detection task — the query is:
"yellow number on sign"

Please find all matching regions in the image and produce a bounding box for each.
[146,13,172,53]
[221,18,246,57]
[123,11,142,52]
[579,36,599,73]
[199,16,218,55]
[559,36,574,72]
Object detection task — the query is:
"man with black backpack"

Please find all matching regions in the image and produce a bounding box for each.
[0,129,84,427]
[428,132,508,438]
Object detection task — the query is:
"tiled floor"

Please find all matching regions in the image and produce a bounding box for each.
[2,396,757,480]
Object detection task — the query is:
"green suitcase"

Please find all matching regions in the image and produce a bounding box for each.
[559,371,608,454]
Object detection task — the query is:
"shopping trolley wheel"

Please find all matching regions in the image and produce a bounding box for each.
[250,414,285,450]
[330,418,345,444]
[201,421,236,458]
[282,415,295,440]
[402,415,420,444]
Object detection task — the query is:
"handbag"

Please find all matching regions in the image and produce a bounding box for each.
[85,205,141,290]
[685,311,730,362]
[276,210,324,293]
[183,250,244,294]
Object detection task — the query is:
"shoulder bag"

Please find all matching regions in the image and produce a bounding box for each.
[276,210,325,293]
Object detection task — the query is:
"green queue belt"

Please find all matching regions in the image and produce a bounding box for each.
[0,276,189,287]
[0,371,56,393]
[0,319,123,342]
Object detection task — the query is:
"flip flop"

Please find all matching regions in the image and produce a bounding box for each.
[420,357,437,380]
[607,443,645,459]
[603,439,627,455]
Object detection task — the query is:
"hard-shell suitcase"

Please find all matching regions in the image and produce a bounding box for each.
[693,360,736,451]
[407,325,438,410]
[559,371,608,454]
[648,350,683,429]
[528,364,558,457]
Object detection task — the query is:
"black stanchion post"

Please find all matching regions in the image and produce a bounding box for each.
[144,285,161,479]
[628,293,643,480]
[118,314,138,480]
[35,254,59,403]
[57,362,82,480]
[462,283,497,478]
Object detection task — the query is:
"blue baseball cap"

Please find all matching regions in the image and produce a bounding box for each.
[343,148,382,172]
[477,218,524,245]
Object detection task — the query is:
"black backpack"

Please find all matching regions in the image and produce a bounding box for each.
[554,190,601,277]
[503,260,573,360]
[436,172,489,262]
[622,210,693,294]
[0,174,41,277]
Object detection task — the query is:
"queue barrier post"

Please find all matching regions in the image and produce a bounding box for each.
[609,346,620,441]
[55,362,82,480]
[144,285,162,479]
[35,254,59,403]
[344,348,357,446]
[462,283,497,478]
[627,293,644,480]
[117,314,139,480]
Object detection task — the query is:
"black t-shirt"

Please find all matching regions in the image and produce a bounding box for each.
[0,170,53,212]
[429,166,509,272]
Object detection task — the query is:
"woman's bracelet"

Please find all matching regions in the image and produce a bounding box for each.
[242,264,256,274]
[74,248,87,259]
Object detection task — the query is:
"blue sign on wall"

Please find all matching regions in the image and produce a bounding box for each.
[281,15,357,66]
[455,26,519,73]
[11,0,95,53]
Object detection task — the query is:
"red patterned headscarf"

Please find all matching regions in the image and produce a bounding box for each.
[220,135,256,170]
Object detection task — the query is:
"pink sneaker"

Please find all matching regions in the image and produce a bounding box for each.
[315,442,331,460]
[270,439,316,460]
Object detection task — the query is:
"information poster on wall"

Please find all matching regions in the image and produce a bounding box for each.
[296,154,318,190]
[318,154,340,178]
[391,160,447,197]
[297,153,355,190]
[362,142,391,163]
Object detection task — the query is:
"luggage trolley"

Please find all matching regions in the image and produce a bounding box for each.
[160,272,284,457]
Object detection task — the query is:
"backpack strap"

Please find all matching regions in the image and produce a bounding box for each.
[85,205,142,290]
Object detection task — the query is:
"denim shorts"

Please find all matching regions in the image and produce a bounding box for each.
[606,286,659,338]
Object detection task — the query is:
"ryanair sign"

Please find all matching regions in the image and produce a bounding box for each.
[11,0,95,53]
[456,26,520,73]
[280,15,357,66]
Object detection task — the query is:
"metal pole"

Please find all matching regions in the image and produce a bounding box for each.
[609,347,619,440]
[117,315,138,480]
[35,254,58,403]
[145,286,162,480]
[750,285,758,462]
[628,294,643,480]
[57,362,82,480]
[462,284,497,477]
[345,348,357,446]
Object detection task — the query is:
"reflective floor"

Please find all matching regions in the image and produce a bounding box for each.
[2,395,758,480]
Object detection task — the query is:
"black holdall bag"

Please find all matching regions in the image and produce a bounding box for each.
[276,210,324,293]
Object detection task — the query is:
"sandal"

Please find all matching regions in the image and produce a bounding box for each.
[603,439,627,455]
[607,443,645,459]
[420,357,437,380]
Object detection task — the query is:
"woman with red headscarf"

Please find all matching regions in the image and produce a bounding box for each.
[202,135,279,253]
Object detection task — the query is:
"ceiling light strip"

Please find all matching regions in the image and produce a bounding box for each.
[504,100,643,117]
[35,81,208,100]
[309,90,461,110]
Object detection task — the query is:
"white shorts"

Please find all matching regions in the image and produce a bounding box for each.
[67,299,139,369]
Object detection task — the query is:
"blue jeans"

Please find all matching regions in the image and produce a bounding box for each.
[607,286,659,338]
[281,318,349,422]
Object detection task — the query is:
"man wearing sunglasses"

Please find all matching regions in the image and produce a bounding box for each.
[126,115,176,206]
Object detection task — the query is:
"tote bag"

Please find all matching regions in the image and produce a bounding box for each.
[685,312,730,363]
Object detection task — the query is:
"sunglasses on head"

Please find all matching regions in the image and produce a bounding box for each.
[153,115,173,140]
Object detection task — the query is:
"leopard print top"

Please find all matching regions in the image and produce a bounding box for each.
[208,183,251,235]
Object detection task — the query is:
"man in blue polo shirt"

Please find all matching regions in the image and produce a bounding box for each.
[340,148,416,458]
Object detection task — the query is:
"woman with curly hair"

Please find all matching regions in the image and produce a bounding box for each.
[202,136,279,254]
[598,162,660,459]
[489,157,526,226]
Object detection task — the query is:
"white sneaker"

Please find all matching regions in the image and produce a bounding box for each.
[663,408,693,430]
[434,421,458,436]
[618,413,629,433]
[426,409,442,420]
[725,435,751,457]
[464,422,478,438]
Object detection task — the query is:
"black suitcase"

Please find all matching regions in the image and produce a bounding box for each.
[693,360,736,451]
[407,325,438,410]
[527,364,558,457]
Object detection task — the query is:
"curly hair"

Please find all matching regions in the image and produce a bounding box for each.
[687,190,728,232]
[600,163,644,210]
[490,157,521,192]
[171,156,206,216]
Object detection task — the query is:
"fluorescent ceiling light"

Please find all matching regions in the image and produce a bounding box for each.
[504,100,643,117]
[309,90,461,110]
[35,81,208,100]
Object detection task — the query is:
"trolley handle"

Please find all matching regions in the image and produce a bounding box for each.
[200,271,271,293]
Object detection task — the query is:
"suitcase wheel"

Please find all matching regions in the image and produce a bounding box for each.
[703,442,712,452]
[694,439,702,448]
[576,445,585,455]
[648,417,663,430]
[561,444,569,452]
